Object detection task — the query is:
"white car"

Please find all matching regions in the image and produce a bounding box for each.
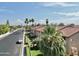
[18,40,23,42]
[16,40,23,44]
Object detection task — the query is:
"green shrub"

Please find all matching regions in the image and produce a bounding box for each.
[0,24,10,35]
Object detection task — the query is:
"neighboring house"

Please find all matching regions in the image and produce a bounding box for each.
[33,25,79,55]
[59,25,79,55]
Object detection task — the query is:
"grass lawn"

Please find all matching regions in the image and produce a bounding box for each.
[26,46,31,56]
[25,35,31,56]
[31,50,43,56]
[26,47,43,56]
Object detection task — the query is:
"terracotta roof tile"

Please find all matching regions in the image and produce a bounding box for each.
[33,26,44,32]
[59,27,79,37]
[35,28,44,32]
[57,26,66,30]
[34,25,79,37]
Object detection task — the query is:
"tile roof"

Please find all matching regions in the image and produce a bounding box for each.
[33,26,44,32]
[59,26,79,37]
[34,25,79,37]
[57,26,66,30]
[35,27,44,32]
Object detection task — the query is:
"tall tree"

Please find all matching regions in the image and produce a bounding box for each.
[25,18,29,30]
[46,19,48,26]
[6,20,10,26]
[25,18,29,26]
[69,23,75,27]
[29,19,32,26]
[31,18,34,26]
[59,23,64,26]
[6,20,10,31]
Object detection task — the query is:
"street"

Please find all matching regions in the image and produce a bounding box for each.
[0,29,24,56]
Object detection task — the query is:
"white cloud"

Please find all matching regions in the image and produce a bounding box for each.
[36,19,45,24]
[41,2,78,7]
[51,11,79,25]
[53,12,79,16]
[16,19,24,24]
[0,8,14,13]
[52,17,79,25]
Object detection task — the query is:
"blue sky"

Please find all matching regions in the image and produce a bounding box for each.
[0,2,79,25]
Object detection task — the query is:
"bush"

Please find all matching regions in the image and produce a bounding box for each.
[0,24,10,35]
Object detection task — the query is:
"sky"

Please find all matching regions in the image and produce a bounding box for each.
[0,2,79,25]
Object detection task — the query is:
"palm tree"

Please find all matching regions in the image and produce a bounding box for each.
[39,25,66,56]
[46,19,48,26]
[31,18,34,26]
[6,20,10,31]
[25,18,29,26]
[25,18,29,30]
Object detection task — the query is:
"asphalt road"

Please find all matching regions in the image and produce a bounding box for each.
[0,29,24,56]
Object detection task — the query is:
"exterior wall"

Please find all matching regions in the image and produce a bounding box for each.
[69,33,79,51]
[65,32,79,55]
[65,37,71,55]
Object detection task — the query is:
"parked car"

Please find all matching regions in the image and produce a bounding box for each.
[16,40,23,44]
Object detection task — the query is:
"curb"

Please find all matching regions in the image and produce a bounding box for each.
[0,32,10,39]
[21,29,25,56]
